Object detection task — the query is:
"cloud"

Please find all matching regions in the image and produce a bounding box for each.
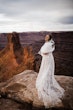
[59,16,73,24]
[0,0,73,16]
[0,0,73,32]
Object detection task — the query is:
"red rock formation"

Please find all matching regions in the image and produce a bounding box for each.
[0,32,35,82]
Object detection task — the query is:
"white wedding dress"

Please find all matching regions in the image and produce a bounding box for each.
[35,39,65,108]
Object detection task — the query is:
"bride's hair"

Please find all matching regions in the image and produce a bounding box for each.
[48,34,52,41]
[44,34,53,41]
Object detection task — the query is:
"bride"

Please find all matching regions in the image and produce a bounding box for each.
[35,34,65,108]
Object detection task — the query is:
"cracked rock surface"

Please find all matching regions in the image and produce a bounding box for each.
[0,70,73,109]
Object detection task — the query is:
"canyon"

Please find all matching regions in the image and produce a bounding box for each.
[0,31,73,110]
[0,31,73,78]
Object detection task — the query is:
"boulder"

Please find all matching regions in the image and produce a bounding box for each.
[0,98,30,110]
[0,70,73,109]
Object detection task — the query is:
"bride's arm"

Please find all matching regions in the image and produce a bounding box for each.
[43,53,49,55]
[38,50,41,55]
[43,43,55,55]
[38,50,48,56]
[48,45,55,52]
[48,40,55,52]
[38,41,55,55]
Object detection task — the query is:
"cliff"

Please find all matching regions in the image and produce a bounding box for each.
[0,70,73,109]
[0,32,35,82]
[0,31,73,76]
[0,32,73,109]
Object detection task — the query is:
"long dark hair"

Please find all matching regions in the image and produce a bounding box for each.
[48,34,52,41]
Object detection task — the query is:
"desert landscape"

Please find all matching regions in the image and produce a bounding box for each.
[0,31,73,78]
[0,31,73,110]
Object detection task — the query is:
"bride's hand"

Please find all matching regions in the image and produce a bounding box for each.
[43,53,49,55]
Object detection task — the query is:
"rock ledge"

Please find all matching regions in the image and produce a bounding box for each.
[0,70,73,109]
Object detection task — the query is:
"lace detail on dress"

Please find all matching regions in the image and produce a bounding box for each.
[36,40,65,108]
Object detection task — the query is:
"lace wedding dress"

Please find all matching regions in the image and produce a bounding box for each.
[35,39,65,108]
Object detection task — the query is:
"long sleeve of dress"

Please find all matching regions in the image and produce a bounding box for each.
[40,41,55,54]
[36,39,65,108]
[47,44,55,53]
[38,50,41,55]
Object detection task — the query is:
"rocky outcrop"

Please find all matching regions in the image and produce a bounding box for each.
[0,32,35,82]
[0,98,29,110]
[0,70,73,109]
[7,32,21,49]
[6,32,24,64]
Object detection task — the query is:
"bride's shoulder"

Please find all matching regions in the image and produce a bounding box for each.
[44,39,55,45]
[46,39,55,47]
[50,39,54,42]
[49,39,55,44]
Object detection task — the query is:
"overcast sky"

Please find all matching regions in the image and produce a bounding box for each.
[0,0,73,32]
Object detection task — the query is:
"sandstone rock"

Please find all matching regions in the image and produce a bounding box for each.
[0,70,73,109]
[0,98,30,110]
[0,32,35,82]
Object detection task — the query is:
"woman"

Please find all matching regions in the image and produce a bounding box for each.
[35,34,65,108]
